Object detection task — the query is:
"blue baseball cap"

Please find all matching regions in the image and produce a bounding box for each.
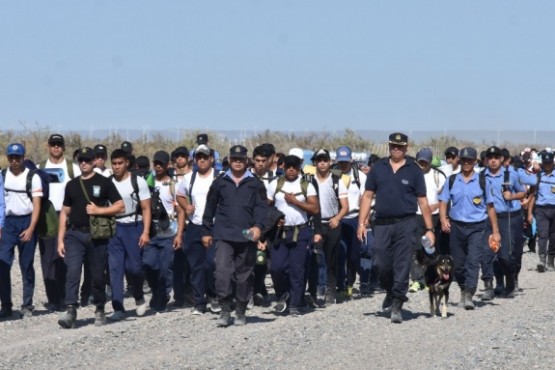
[416,148,433,163]
[6,143,25,156]
[336,146,352,162]
[460,147,478,160]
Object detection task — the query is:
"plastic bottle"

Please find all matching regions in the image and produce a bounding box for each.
[242,229,256,241]
[421,235,435,255]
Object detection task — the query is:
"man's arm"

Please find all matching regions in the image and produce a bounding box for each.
[357,189,375,242]
[57,206,71,257]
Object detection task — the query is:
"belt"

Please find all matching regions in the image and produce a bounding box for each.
[496,210,521,219]
[70,225,90,233]
[452,220,486,227]
[373,215,415,226]
[282,222,309,231]
[536,205,555,209]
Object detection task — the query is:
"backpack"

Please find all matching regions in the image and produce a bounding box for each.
[2,165,58,238]
[274,175,310,199]
[331,162,360,189]
[188,169,223,203]
[308,173,341,209]
[149,178,176,235]
[110,173,142,223]
[448,171,486,199]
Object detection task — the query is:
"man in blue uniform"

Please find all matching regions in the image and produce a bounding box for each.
[439,147,501,310]
[202,145,269,327]
[357,133,435,324]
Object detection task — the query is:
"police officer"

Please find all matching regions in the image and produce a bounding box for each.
[357,133,435,324]
[439,147,501,310]
[481,146,526,300]
[202,145,269,327]
[529,152,555,272]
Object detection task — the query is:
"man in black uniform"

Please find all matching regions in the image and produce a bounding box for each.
[202,145,268,327]
[57,147,124,328]
[357,133,435,324]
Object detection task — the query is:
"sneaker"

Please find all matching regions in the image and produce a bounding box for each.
[247,296,254,310]
[409,281,423,293]
[135,298,147,317]
[208,298,221,314]
[0,307,13,320]
[325,290,336,305]
[289,307,301,317]
[20,306,34,319]
[275,292,290,313]
[191,307,204,315]
[346,285,353,298]
[94,309,107,327]
[58,305,77,329]
[108,310,125,322]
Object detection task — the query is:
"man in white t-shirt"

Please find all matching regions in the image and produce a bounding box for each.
[0,143,43,319]
[439,146,461,178]
[409,148,446,292]
[38,134,80,312]
[176,144,219,315]
[93,144,113,177]
[267,155,320,316]
[142,150,185,312]
[108,149,152,321]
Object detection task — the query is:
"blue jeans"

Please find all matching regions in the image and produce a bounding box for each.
[0,215,37,309]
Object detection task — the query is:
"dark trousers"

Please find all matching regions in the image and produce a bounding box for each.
[0,215,36,309]
[183,223,216,309]
[39,236,66,307]
[214,240,257,308]
[172,237,191,304]
[337,217,362,290]
[535,207,555,256]
[270,227,311,308]
[143,236,174,311]
[310,223,341,294]
[373,217,416,302]
[450,220,486,290]
[482,213,523,282]
[63,230,107,308]
[108,222,145,312]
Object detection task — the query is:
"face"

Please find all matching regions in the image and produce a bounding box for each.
[389,143,407,160]
[315,157,331,172]
[48,142,64,159]
[446,154,460,167]
[417,160,431,171]
[229,156,247,172]
[174,154,188,168]
[94,154,106,168]
[285,165,300,181]
[78,157,94,174]
[111,157,129,177]
[460,157,476,171]
[7,155,23,172]
[487,155,502,171]
[153,161,168,176]
[337,161,352,173]
[253,155,269,174]
[543,162,554,172]
[195,153,212,172]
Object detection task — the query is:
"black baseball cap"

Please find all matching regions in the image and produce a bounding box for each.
[229,145,247,159]
[77,147,95,161]
[172,146,189,158]
[444,147,459,157]
[485,146,502,157]
[94,144,107,157]
[153,150,170,165]
[48,134,65,146]
[542,152,554,164]
[196,133,208,145]
[121,141,133,153]
[311,149,331,161]
[283,155,302,168]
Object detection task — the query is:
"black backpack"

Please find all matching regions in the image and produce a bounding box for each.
[150,187,171,235]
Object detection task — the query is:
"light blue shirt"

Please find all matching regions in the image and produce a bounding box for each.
[536,171,555,206]
[439,172,492,223]
[484,167,525,213]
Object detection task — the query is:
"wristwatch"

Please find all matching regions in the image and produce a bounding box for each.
[425,228,434,232]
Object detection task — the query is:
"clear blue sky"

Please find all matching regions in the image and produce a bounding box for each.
[2,1,554,133]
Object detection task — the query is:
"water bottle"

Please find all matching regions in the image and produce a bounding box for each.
[421,235,435,255]
[242,229,256,241]
[256,250,267,265]
[168,220,178,235]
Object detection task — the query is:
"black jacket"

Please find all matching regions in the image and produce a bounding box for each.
[202,172,269,242]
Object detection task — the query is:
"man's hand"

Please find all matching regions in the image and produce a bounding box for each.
[440,218,451,233]
[138,232,150,248]
[202,236,213,248]
[19,228,34,243]
[57,241,65,258]
[356,224,366,243]
[86,202,100,215]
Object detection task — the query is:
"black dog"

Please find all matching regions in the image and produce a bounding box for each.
[417,251,454,318]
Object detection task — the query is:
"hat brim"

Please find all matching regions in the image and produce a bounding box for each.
[389,141,407,146]
[336,156,352,162]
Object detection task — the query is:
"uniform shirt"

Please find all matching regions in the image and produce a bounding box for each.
[267,176,317,226]
[535,171,555,206]
[484,167,525,213]
[439,172,493,223]
[154,178,177,237]
[343,169,367,219]
[176,169,216,225]
[112,174,151,224]
[63,173,122,228]
[314,174,348,219]
[417,168,446,215]
[4,168,43,216]
[40,159,81,211]
[515,167,538,187]
[366,158,426,218]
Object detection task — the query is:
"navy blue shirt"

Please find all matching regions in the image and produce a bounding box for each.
[484,167,525,213]
[365,158,426,218]
[439,172,493,223]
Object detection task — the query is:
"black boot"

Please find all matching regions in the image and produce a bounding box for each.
[538,254,547,273]
[464,288,476,310]
[504,274,516,298]
[235,302,247,326]
[216,301,232,327]
[58,305,77,329]
[390,298,403,324]
[382,291,393,313]
[548,256,555,271]
[458,287,466,308]
[481,279,494,301]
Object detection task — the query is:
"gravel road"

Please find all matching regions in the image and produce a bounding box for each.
[0,249,553,370]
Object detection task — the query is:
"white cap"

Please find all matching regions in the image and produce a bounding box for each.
[289,148,304,160]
